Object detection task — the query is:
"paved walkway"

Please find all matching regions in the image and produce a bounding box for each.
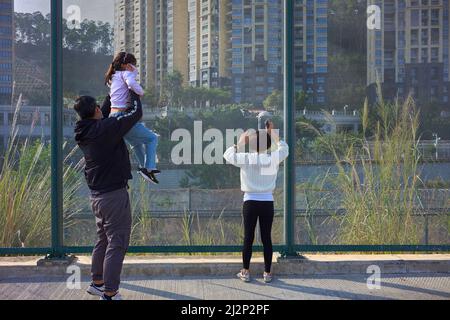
[1,274,449,300]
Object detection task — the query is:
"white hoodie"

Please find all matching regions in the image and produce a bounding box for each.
[223,141,289,195]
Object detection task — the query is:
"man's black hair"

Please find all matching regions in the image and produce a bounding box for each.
[74,96,98,120]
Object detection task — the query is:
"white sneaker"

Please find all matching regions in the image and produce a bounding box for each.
[263,272,273,283]
[86,283,104,297]
[101,292,123,300]
[236,270,251,283]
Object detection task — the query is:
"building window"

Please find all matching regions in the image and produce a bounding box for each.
[431,48,439,62]
[411,29,419,45]
[410,48,419,63]
[411,10,420,27]
[431,28,439,45]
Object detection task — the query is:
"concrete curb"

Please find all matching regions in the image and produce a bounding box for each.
[0,255,449,279]
[276,259,450,275]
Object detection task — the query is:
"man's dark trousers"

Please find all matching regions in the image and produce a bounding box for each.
[90,188,132,292]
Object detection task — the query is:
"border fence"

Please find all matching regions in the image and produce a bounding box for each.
[0,0,449,258]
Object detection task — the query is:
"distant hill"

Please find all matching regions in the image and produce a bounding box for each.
[14,57,50,105]
[14,42,113,104]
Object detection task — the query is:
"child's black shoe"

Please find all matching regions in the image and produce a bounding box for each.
[138,168,159,184]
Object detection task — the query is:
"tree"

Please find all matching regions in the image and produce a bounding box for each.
[327,0,367,109]
[263,90,311,111]
[295,115,324,159]
[327,53,367,109]
[14,12,113,54]
[296,91,308,111]
[207,88,232,107]
[263,90,283,110]
[180,86,198,108]
[96,22,114,55]
[418,102,450,140]
[14,12,51,46]
[142,86,159,109]
[163,71,184,108]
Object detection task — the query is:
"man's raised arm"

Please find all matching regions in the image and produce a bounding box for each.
[113,91,143,138]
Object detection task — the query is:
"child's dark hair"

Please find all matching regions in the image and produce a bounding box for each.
[104,52,138,85]
[74,96,98,120]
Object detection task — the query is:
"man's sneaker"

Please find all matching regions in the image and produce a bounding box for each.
[236,270,251,283]
[138,168,159,184]
[87,283,105,297]
[101,292,123,301]
[263,272,273,283]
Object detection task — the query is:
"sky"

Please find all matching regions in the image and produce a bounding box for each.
[14,0,114,23]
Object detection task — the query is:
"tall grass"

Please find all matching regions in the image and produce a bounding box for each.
[0,96,83,248]
[130,180,157,246]
[180,209,239,246]
[303,91,423,245]
[298,172,336,245]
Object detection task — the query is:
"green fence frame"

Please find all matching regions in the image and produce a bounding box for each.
[0,0,449,258]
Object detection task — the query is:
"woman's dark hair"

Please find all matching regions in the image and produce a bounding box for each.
[74,96,98,120]
[104,52,138,85]
[251,130,272,153]
[257,130,272,153]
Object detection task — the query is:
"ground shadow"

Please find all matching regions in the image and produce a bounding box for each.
[120,281,201,300]
[212,277,393,300]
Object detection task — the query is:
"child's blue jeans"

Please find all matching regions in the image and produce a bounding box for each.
[110,113,159,170]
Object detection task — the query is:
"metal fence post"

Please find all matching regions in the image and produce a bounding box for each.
[283,0,298,257]
[49,0,65,259]
[424,215,429,246]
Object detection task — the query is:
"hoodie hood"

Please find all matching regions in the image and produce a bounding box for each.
[74,119,101,143]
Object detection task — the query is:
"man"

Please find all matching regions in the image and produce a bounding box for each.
[74,92,142,300]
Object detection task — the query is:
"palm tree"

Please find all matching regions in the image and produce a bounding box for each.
[163,70,184,108]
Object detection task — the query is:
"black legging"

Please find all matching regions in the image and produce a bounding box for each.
[242,200,274,273]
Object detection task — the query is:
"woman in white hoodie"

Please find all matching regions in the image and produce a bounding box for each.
[223,121,289,283]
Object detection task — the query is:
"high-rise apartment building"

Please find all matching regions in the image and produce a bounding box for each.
[0,0,13,104]
[221,0,328,106]
[114,0,147,86]
[188,0,221,88]
[368,0,450,106]
[114,0,189,92]
[114,0,329,106]
[221,0,284,105]
[151,0,189,90]
[294,0,328,106]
